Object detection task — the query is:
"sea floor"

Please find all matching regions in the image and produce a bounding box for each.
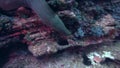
[3,41,120,68]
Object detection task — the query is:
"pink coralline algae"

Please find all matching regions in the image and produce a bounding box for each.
[0,0,119,57]
[0,0,120,68]
[0,6,118,56]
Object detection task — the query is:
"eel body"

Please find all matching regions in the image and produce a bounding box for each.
[0,0,71,35]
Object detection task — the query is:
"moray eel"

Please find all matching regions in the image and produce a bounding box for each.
[0,0,71,35]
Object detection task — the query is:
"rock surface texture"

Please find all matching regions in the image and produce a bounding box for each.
[0,0,120,68]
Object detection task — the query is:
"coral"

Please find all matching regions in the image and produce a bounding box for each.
[0,0,71,35]
[74,27,85,37]
[28,41,58,56]
[0,0,119,58]
[95,14,116,36]
[90,26,104,37]
[0,0,120,68]
[0,15,13,33]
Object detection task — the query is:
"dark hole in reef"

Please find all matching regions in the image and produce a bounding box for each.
[0,7,32,17]
[0,8,16,16]
[100,58,113,64]
[50,32,69,46]
[57,37,69,46]
[101,58,120,65]
[82,53,92,66]
[0,42,28,67]
[114,34,120,40]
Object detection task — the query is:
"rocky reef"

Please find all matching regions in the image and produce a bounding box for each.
[0,0,120,68]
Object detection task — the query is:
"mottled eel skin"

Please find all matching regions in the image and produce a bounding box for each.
[0,0,71,35]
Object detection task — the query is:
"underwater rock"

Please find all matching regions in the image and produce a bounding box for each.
[0,0,119,57]
[28,41,58,56]
[0,0,120,68]
[3,42,120,68]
